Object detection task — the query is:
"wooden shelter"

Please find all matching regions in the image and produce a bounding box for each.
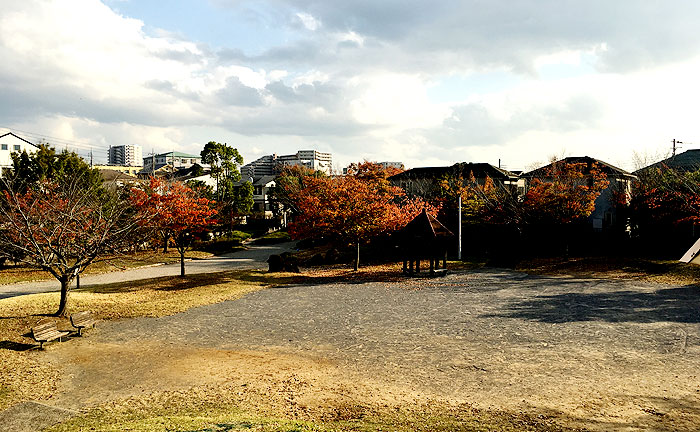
[397,209,454,276]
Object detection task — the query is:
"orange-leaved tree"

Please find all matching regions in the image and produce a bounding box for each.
[522,161,609,225]
[130,177,218,276]
[288,163,435,270]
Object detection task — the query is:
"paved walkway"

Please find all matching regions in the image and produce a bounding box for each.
[0,242,295,299]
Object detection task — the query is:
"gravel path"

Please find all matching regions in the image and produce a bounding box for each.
[0,242,295,299]
[80,268,700,430]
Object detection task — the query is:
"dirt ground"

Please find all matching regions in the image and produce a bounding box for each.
[25,268,699,431]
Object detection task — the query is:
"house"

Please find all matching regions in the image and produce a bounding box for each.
[634,149,700,174]
[0,132,39,176]
[522,156,637,231]
[142,151,202,174]
[389,162,521,198]
[93,164,143,177]
[98,169,141,187]
[251,175,277,217]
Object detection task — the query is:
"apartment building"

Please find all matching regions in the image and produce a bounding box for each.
[108,145,143,167]
[241,150,333,178]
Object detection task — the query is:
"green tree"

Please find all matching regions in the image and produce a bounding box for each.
[200,141,252,228]
[8,144,102,192]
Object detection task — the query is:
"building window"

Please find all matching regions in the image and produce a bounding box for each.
[1,144,7,150]
[254,186,263,195]
[13,145,20,151]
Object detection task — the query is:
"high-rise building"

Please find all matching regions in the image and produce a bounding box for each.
[108,145,143,167]
[240,154,278,179]
[241,150,333,178]
[278,150,332,174]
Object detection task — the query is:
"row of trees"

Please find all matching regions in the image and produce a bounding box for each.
[275,160,613,265]
[0,144,236,316]
[273,162,435,270]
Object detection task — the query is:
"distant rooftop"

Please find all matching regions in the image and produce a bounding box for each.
[155,151,200,158]
[635,149,700,174]
[389,162,518,181]
[524,156,636,180]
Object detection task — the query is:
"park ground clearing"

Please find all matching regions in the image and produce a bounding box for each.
[1,263,699,431]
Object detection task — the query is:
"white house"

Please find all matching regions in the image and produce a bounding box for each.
[0,132,39,176]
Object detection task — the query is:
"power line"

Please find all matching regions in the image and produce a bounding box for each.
[0,126,114,164]
[0,126,101,148]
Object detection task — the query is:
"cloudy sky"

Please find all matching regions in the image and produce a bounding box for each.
[1,0,699,171]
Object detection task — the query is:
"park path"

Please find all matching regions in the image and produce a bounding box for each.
[0,242,295,299]
[47,269,700,430]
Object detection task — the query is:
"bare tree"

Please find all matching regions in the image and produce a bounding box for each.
[0,174,143,316]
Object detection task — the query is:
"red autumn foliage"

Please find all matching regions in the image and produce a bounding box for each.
[287,164,436,268]
[631,166,700,227]
[0,178,140,316]
[522,161,609,225]
[130,177,217,275]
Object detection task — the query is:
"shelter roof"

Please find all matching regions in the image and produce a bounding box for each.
[398,209,454,239]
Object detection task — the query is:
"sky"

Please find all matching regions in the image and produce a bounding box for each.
[1,0,700,172]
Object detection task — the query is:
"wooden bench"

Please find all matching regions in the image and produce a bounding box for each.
[31,320,70,349]
[70,311,98,336]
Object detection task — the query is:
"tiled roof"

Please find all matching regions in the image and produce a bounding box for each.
[389,162,518,181]
[523,156,636,179]
[635,149,700,174]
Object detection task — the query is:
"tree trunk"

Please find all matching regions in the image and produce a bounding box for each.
[354,241,360,271]
[162,233,169,253]
[180,250,186,276]
[55,278,72,317]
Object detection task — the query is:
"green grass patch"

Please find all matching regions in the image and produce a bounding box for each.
[253,231,292,245]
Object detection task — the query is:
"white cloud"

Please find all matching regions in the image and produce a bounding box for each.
[295,12,320,31]
[350,74,451,130]
[2,0,700,171]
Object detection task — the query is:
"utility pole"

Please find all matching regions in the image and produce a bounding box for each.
[457,195,462,260]
[672,139,683,157]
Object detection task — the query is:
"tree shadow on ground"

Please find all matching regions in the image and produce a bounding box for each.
[488,284,700,323]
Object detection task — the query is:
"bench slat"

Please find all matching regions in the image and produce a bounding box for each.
[70,311,98,336]
[31,320,70,348]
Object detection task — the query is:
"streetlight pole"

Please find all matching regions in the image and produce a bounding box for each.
[457,195,462,260]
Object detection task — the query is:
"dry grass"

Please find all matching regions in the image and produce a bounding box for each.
[516,256,700,285]
[0,249,214,286]
[0,269,294,410]
[44,382,572,432]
